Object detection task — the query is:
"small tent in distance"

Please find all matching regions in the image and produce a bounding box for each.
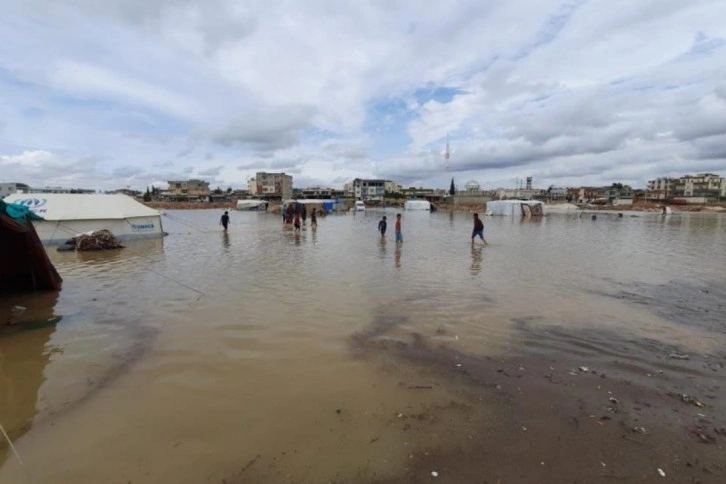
[486,200,545,217]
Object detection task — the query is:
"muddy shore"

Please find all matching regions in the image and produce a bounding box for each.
[229,281,725,483]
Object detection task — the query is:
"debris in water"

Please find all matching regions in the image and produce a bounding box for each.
[680,394,705,407]
[658,468,666,477]
[11,305,26,315]
[668,353,690,360]
[455,363,462,367]
[632,426,648,434]
[609,397,620,404]
[431,471,438,477]
[578,366,590,372]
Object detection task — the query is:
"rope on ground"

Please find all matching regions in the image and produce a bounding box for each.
[50,221,206,300]
[161,212,216,233]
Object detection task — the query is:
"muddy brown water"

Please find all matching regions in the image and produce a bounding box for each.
[1,210,725,483]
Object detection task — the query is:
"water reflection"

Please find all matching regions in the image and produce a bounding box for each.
[379,237,387,258]
[222,231,230,249]
[0,291,61,465]
[470,245,483,276]
[395,246,402,269]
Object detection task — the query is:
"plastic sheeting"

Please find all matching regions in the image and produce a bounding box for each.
[486,200,545,216]
[404,200,431,210]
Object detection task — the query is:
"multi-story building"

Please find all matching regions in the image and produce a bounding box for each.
[646,178,677,200]
[255,172,293,200]
[672,173,724,199]
[247,178,258,195]
[167,179,210,197]
[384,180,402,194]
[352,178,386,200]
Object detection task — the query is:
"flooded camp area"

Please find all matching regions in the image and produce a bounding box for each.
[1,209,725,483]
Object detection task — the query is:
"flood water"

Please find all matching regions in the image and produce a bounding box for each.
[1,209,725,483]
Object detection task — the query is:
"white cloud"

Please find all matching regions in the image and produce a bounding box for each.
[0,0,725,190]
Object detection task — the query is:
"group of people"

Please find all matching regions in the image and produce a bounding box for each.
[283,202,318,231]
[377,214,404,244]
[221,208,489,246]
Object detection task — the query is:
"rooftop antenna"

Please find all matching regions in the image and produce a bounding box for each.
[444,133,451,171]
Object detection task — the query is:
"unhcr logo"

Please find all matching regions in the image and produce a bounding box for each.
[15,198,47,209]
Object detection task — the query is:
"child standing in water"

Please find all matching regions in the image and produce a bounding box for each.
[472,213,488,245]
[294,212,301,232]
[378,216,387,237]
[395,213,403,244]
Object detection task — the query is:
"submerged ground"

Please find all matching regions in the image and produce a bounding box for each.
[1,210,724,483]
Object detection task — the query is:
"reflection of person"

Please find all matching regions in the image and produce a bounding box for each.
[378,216,387,237]
[220,211,230,231]
[470,245,482,275]
[471,213,487,245]
[294,213,301,231]
[310,209,317,228]
[395,214,403,244]
[395,246,401,268]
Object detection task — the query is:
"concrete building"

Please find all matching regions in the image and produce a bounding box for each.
[352,178,386,200]
[255,172,293,201]
[247,178,259,195]
[384,180,402,194]
[673,173,724,200]
[646,178,677,201]
[0,183,29,198]
[167,179,210,197]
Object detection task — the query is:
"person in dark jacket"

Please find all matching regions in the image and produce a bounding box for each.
[472,213,488,245]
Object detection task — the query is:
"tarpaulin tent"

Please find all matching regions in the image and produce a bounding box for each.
[485,200,545,217]
[0,200,62,291]
[3,194,163,244]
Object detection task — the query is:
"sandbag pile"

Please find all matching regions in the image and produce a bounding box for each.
[60,230,124,251]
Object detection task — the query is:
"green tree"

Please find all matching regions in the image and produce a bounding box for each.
[143,186,151,202]
[226,187,232,194]
[449,178,456,196]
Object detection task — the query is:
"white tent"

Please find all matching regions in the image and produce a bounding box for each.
[3,193,164,243]
[404,200,431,210]
[486,200,545,216]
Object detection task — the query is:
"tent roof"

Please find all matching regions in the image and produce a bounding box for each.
[3,194,160,221]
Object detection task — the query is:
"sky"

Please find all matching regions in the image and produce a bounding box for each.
[1,0,725,191]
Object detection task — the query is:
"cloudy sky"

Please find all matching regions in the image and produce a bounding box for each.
[1,0,725,191]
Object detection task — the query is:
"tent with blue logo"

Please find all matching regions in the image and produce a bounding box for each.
[2,194,163,244]
[0,199,62,292]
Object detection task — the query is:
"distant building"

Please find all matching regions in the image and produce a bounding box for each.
[167,179,210,197]
[247,178,258,196]
[463,180,481,195]
[646,177,677,200]
[352,178,386,200]
[255,172,293,201]
[673,173,724,200]
[384,180,402,194]
[0,182,29,198]
[296,187,344,199]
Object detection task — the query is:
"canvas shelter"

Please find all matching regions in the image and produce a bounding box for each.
[404,200,432,211]
[2,194,164,244]
[0,199,62,291]
[486,200,545,217]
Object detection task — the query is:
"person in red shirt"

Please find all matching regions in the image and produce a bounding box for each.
[395,213,403,244]
[472,213,488,245]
